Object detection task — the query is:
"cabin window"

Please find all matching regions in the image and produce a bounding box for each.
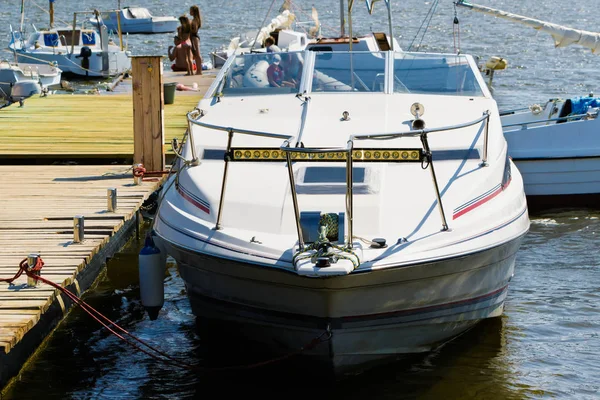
[82,31,96,45]
[43,33,60,47]
[56,30,80,46]
[312,51,386,93]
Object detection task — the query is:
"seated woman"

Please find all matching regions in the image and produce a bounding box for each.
[168,36,196,72]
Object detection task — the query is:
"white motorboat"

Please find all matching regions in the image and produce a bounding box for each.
[456,0,600,208]
[0,61,62,104]
[9,9,131,78]
[150,0,529,376]
[89,7,178,34]
[501,97,600,208]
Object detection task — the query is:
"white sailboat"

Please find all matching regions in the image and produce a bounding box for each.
[456,0,600,208]
[148,0,529,376]
[9,2,131,78]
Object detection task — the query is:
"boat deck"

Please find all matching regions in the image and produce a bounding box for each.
[0,70,217,390]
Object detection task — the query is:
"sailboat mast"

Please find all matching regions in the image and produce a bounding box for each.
[19,0,25,31]
[339,0,345,36]
[49,0,55,29]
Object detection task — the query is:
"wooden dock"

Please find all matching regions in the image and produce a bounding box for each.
[0,70,216,160]
[0,70,216,390]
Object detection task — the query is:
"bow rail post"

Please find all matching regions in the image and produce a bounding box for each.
[215,129,234,230]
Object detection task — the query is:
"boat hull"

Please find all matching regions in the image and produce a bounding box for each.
[15,51,130,78]
[157,233,524,375]
[511,156,600,209]
[104,19,178,34]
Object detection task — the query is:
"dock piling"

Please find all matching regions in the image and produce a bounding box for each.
[73,215,85,243]
[107,188,117,212]
[131,55,166,174]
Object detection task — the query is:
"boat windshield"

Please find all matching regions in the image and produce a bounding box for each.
[219,51,483,97]
[393,53,483,96]
[220,52,305,95]
[312,51,386,93]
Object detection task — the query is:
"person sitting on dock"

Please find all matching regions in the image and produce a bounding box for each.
[168,36,197,73]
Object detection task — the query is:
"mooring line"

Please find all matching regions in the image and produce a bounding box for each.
[2,257,331,371]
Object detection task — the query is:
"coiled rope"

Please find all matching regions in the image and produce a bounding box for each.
[293,213,360,269]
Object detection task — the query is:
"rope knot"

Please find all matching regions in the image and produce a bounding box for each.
[133,165,147,178]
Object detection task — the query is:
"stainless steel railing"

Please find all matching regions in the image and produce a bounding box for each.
[502,112,598,130]
[186,109,491,250]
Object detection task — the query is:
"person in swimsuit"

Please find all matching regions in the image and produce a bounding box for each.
[177,15,194,75]
[189,5,203,75]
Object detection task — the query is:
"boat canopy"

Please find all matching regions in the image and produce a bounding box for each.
[219,50,484,97]
[456,0,600,53]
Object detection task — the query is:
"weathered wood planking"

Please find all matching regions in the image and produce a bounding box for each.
[0,93,200,156]
[0,165,163,355]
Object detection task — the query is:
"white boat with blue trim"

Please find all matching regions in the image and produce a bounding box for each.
[9,7,131,78]
[150,0,530,375]
[456,0,600,209]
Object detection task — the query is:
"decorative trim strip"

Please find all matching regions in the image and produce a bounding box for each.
[177,185,211,214]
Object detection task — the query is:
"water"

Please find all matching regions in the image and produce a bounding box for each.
[2,0,600,398]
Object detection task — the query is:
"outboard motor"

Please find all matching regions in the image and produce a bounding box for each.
[76,46,93,77]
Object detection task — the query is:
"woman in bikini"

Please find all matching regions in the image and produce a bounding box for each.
[177,15,194,75]
[189,5,203,75]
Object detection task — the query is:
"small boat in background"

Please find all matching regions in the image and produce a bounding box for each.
[90,5,178,34]
[0,60,62,105]
[9,10,131,78]
[456,0,600,208]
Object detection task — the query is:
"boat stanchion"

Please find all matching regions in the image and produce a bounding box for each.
[138,234,166,320]
[107,187,117,212]
[73,215,85,243]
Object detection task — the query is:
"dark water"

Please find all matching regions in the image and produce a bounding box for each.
[3,1,600,398]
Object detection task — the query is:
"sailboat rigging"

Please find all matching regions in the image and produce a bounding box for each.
[455,0,600,53]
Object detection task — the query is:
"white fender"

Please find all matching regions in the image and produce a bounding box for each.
[138,234,166,320]
[243,60,270,88]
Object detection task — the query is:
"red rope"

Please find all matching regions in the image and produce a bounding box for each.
[2,257,330,371]
[133,164,173,182]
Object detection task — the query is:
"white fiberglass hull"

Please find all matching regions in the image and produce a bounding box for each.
[512,157,600,196]
[154,225,525,375]
[15,50,130,78]
[102,19,178,34]
[503,108,600,206]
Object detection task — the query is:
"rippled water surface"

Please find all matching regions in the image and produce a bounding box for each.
[2,0,600,398]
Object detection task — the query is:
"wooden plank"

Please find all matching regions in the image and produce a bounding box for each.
[0,165,162,367]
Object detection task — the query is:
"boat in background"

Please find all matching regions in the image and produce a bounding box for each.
[456,0,600,209]
[0,60,62,105]
[149,0,529,376]
[8,4,131,79]
[89,3,178,34]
